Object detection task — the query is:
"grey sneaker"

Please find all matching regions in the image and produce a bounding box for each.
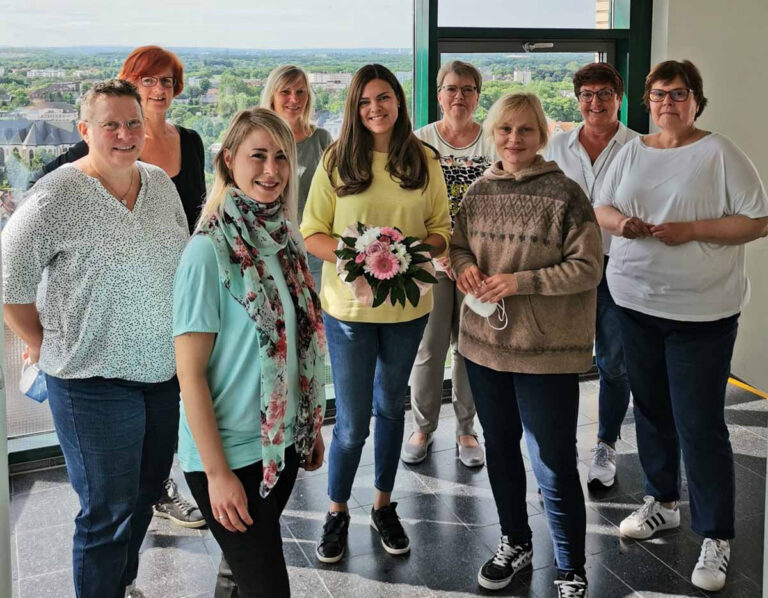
[125,584,146,598]
[401,432,433,464]
[457,436,485,468]
[153,478,206,529]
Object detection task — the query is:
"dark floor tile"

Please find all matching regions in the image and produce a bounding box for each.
[593,542,706,596]
[285,472,360,512]
[728,513,765,586]
[18,568,74,598]
[316,556,433,597]
[9,485,79,532]
[435,486,501,527]
[699,577,762,598]
[283,506,380,562]
[15,522,73,579]
[728,425,767,477]
[404,444,489,490]
[140,514,203,550]
[11,466,69,496]
[350,464,430,507]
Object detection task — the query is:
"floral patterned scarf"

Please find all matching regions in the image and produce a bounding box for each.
[199,188,326,497]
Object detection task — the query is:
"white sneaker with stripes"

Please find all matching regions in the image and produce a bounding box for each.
[619,496,680,539]
[691,538,730,591]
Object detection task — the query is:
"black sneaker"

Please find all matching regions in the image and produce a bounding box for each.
[152,478,206,529]
[554,571,589,598]
[316,511,351,563]
[477,536,533,590]
[369,502,410,555]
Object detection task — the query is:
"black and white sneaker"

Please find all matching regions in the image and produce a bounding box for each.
[316,511,351,563]
[554,571,588,597]
[477,536,533,590]
[370,502,410,555]
[619,495,680,539]
[152,478,206,529]
[691,538,730,591]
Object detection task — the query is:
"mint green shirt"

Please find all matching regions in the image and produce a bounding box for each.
[173,234,298,472]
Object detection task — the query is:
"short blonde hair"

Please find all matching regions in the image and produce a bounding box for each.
[198,108,299,236]
[483,92,549,150]
[260,65,315,131]
[437,60,483,94]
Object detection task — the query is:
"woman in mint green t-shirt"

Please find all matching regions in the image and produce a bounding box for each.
[173,108,326,597]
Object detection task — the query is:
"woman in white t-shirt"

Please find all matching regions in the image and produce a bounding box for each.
[595,60,768,594]
[403,60,496,468]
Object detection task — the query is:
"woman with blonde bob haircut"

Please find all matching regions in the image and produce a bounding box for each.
[174,107,327,597]
[261,65,333,285]
[452,91,601,596]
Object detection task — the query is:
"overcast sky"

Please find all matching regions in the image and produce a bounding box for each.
[0,0,597,49]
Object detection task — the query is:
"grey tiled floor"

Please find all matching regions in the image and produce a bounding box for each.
[8,381,766,597]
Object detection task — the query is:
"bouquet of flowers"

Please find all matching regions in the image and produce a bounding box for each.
[335,222,438,308]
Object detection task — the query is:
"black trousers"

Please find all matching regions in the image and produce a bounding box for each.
[185,447,299,598]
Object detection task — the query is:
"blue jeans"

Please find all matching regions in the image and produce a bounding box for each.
[324,313,428,503]
[464,360,586,574]
[595,256,631,444]
[616,308,738,539]
[46,375,180,598]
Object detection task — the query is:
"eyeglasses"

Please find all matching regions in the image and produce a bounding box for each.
[648,88,692,102]
[440,85,478,96]
[87,119,144,132]
[139,76,176,89]
[577,88,616,103]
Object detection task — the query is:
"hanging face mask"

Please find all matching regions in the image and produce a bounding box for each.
[463,294,508,330]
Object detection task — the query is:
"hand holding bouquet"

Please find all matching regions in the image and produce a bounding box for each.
[335,223,438,308]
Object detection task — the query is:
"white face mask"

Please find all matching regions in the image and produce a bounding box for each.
[463,294,508,330]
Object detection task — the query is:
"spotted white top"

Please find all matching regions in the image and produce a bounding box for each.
[2,163,189,382]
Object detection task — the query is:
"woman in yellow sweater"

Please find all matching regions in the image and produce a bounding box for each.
[301,63,450,564]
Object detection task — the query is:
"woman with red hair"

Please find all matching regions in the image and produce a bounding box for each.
[37,45,206,231]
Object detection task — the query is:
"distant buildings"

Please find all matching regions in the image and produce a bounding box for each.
[513,70,532,85]
[0,118,80,163]
[16,101,78,122]
[26,69,67,79]
[200,89,219,105]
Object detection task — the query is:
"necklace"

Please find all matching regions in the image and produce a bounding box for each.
[90,164,137,207]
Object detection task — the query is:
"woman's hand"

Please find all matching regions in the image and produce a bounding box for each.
[456,265,487,295]
[476,273,518,303]
[618,216,653,239]
[22,344,41,365]
[435,256,455,281]
[303,434,325,471]
[650,222,695,246]
[208,470,253,533]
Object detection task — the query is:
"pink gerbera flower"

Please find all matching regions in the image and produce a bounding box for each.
[379,227,404,242]
[364,251,399,280]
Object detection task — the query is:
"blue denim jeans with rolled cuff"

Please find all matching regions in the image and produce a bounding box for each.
[595,255,631,444]
[45,374,180,598]
[616,307,738,539]
[464,359,586,574]
[323,312,429,503]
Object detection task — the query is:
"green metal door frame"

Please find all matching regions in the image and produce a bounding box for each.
[414,0,653,133]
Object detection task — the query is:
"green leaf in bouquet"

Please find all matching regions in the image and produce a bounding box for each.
[336,248,357,259]
[410,253,431,264]
[412,268,438,284]
[356,222,366,235]
[402,236,420,246]
[390,282,405,307]
[372,281,390,308]
[405,278,421,307]
[341,236,358,247]
[409,243,433,253]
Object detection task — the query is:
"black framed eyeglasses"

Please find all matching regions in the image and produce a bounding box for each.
[140,76,176,89]
[648,88,692,102]
[576,88,616,103]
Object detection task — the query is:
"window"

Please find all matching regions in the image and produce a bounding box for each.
[438,0,623,29]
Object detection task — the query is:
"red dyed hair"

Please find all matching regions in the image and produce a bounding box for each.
[118,45,184,97]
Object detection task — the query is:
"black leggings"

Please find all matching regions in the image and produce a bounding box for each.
[185,447,299,598]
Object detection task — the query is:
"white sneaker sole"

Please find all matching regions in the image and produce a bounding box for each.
[315,545,345,564]
[369,515,410,555]
[477,571,514,590]
[152,508,207,529]
[587,475,615,489]
[619,513,680,539]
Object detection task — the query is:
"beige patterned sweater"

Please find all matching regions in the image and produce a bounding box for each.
[450,156,603,374]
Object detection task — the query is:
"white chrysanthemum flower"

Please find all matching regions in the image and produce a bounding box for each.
[354,227,382,252]
[397,252,412,273]
[392,242,407,257]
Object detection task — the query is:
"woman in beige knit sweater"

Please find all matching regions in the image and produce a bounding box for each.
[450,92,602,598]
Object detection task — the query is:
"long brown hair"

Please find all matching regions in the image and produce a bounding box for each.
[324,64,433,197]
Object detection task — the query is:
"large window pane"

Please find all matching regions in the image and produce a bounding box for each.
[439,0,620,29]
[1,1,413,440]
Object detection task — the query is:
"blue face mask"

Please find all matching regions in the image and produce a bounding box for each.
[19,361,48,403]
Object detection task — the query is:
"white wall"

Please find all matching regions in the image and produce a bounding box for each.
[652,0,768,391]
